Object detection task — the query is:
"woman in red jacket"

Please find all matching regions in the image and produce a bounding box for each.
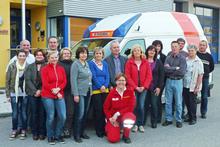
[41,51,67,145]
[104,73,136,144]
[125,44,152,133]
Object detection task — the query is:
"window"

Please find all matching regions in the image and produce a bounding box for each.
[121,39,146,56]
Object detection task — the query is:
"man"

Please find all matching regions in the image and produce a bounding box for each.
[163,41,187,128]
[168,38,188,58]
[47,36,59,54]
[6,40,35,71]
[197,40,214,119]
[104,40,127,89]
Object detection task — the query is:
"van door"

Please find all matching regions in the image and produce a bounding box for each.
[120,39,146,56]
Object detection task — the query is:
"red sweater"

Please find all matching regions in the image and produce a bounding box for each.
[103,88,136,120]
[125,57,152,91]
[41,63,67,99]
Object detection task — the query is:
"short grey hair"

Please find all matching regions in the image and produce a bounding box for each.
[110,40,120,49]
[187,44,198,51]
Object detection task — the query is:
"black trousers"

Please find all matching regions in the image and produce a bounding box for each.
[92,93,108,136]
[183,88,197,121]
[64,90,74,133]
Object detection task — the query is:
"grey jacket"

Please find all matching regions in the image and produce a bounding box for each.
[104,54,127,87]
[70,59,92,96]
[5,62,29,98]
[25,62,46,96]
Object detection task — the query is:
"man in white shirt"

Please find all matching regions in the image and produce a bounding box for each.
[6,40,35,71]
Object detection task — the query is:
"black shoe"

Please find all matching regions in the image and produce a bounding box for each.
[39,135,46,140]
[151,123,157,128]
[55,136,65,144]
[201,114,207,119]
[80,134,90,139]
[63,130,71,138]
[96,132,105,138]
[48,137,56,145]
[176,122,183,128]
[184,118,191,122]
[189,120,197,125]
[74,137,83,143]
[33,135,39,140]
[162,120,172,126]
[122,136,131,144]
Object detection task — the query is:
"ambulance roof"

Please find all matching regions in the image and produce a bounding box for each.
[83,11,204,39]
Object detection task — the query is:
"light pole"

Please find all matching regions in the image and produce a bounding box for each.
[22,0,26,40]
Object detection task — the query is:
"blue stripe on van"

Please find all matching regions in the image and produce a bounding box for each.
[83,20,101,38]
[113,13,141,37]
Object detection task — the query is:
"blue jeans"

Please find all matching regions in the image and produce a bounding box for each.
[10,96,28,131]
[42,98,66,138]
[30,96,46,136]
[165,79,183,122]
[74,91,91,138]
[135,90,147,126]
[201,77,209,115]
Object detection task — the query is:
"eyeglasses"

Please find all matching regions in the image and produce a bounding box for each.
[117,80,126,82]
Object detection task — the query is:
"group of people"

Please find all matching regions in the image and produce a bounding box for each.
[5,36,215,145]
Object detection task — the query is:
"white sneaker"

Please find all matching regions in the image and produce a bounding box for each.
[139,126,145,133]
[132,125,138,132]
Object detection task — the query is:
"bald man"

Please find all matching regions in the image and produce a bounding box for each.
[6,40,35,71]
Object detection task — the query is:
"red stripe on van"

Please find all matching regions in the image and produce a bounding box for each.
[171,12,200,45]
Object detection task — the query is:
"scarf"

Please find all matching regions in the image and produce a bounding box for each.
[15,60,26,102]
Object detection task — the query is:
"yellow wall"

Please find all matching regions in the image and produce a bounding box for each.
[10,0,47,6]
[31,6,47,49]
[0,0,10,88]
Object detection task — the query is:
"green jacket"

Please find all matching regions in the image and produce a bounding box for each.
[25,62,46,96]
[5,62,28,98]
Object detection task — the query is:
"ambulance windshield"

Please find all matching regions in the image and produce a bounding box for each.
[71,38,122,60]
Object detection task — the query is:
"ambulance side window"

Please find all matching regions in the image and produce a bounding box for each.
[121,39,146,56]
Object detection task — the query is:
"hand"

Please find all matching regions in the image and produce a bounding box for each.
[194,87,200,94]
[154,88,161,96]
[112,112,120,120]
[109,117,119,127]
[7,97,10,102]
[51,87,61,95]
[100,86,106,93]
[34,90,41,97]
[110,86,114,90]
[164,64,170,67]
[57,93,63,99]
[74,96,80,103]
[139,87,145,92]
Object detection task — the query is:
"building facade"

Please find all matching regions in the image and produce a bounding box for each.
[0,0,47,87]
[174,0,220,63]
[47,0,173,48]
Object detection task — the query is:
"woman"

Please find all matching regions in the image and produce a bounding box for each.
[41,51,67,145]
[25,49,46,140]
[152,40,166,123]
[88,47,109,137]
[183,45,204,125]
[58,48,73,138]
[70,47,92,143]
[6,50,28,140]
[125,44,152,133]
[104,73,136,144]
[152,40,166,64]
[145,45,164,128]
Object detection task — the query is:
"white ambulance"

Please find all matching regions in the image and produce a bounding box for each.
[72,11,213,90]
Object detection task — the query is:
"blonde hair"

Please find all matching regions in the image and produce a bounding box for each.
[59,47,72,60]
[47,51,58,59]
[131,44,143,58]
[93,47,105,58]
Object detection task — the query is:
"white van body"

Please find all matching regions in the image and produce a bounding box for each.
[72,11,213,90]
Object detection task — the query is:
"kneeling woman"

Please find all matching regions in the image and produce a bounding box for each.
[103,73,136,144]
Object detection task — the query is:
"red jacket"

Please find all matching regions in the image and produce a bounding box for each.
[103,88,136,120]
[41,63,67,99]
[125,57,152,91]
